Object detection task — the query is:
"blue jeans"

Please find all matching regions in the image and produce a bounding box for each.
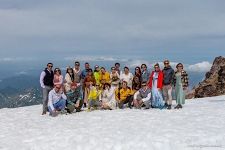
[48,99,66,115]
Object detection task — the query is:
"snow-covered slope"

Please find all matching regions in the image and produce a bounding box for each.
[0,96,225,150]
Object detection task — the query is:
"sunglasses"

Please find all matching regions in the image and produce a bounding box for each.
[164,62,169,64]
[48,65,53,68]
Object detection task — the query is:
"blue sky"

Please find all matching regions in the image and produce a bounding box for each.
[0,0,225,65]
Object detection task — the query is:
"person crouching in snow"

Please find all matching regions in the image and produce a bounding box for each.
[87,83,102,111]
[65,82,83,113]
[133,82,151,109]
[115,81,134,109]
[101,83,117,110]
[48,85,67,117]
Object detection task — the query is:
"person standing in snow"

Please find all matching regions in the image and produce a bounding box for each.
[120,66,133,89]
[173,63,189,109]
[83,69,96,107]
[100,67,111,86]
[94,65,101,86]
[73,61,82,84]
[133,82,151,109]
[81,62,90,80]
[81,62,91,107]
[141,64,150,84]
[162,60,174,110]
[148,63,165,109]
[134,66,142,81]
[48,85,67,117]
[64,67,75,92]
[53,68,63,86]
[40,63,54,115]
[115,62,122,75]
[73,61,83,109]
[110,67,120,89]
[132,66,142,92]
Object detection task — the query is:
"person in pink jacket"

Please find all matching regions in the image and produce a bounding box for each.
[53,68,63,86]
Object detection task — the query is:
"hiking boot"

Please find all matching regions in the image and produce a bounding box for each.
[76,107,81,112]
[175,104,182,109]
[167,105,172,110]
[164,103,168,107]
[174,105,179,109]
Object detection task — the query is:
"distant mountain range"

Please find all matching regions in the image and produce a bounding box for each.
[0,75,42,109]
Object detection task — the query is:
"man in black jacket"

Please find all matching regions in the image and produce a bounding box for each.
[40,63,54,115]
[162,60,174,109]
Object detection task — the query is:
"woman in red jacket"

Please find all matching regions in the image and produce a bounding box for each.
[148,63,165,109]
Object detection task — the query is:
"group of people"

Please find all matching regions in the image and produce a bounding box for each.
[40,60,189,117]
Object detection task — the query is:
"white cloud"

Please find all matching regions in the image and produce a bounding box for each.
[187,61,212,73]
[64,56,128,62]
[126,60,151,68]
[126,60,212,73]
[0,57,14,62]
[0,57,36,62]
[15,71,28,75]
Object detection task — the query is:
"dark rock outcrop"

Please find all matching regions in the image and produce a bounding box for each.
[194,56,225,98]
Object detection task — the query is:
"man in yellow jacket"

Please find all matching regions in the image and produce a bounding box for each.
[115,81,134,109]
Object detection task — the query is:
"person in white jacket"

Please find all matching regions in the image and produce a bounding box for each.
[101,83,117,110]
[120,66,133,88]
[64,67,75,92]
[48,85,67,117]
[133,82,151,109]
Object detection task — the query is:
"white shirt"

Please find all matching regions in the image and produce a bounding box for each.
[48,89,67,111]
[134,90,151,102]
[120,72,133,88]
[102,88,116,103]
